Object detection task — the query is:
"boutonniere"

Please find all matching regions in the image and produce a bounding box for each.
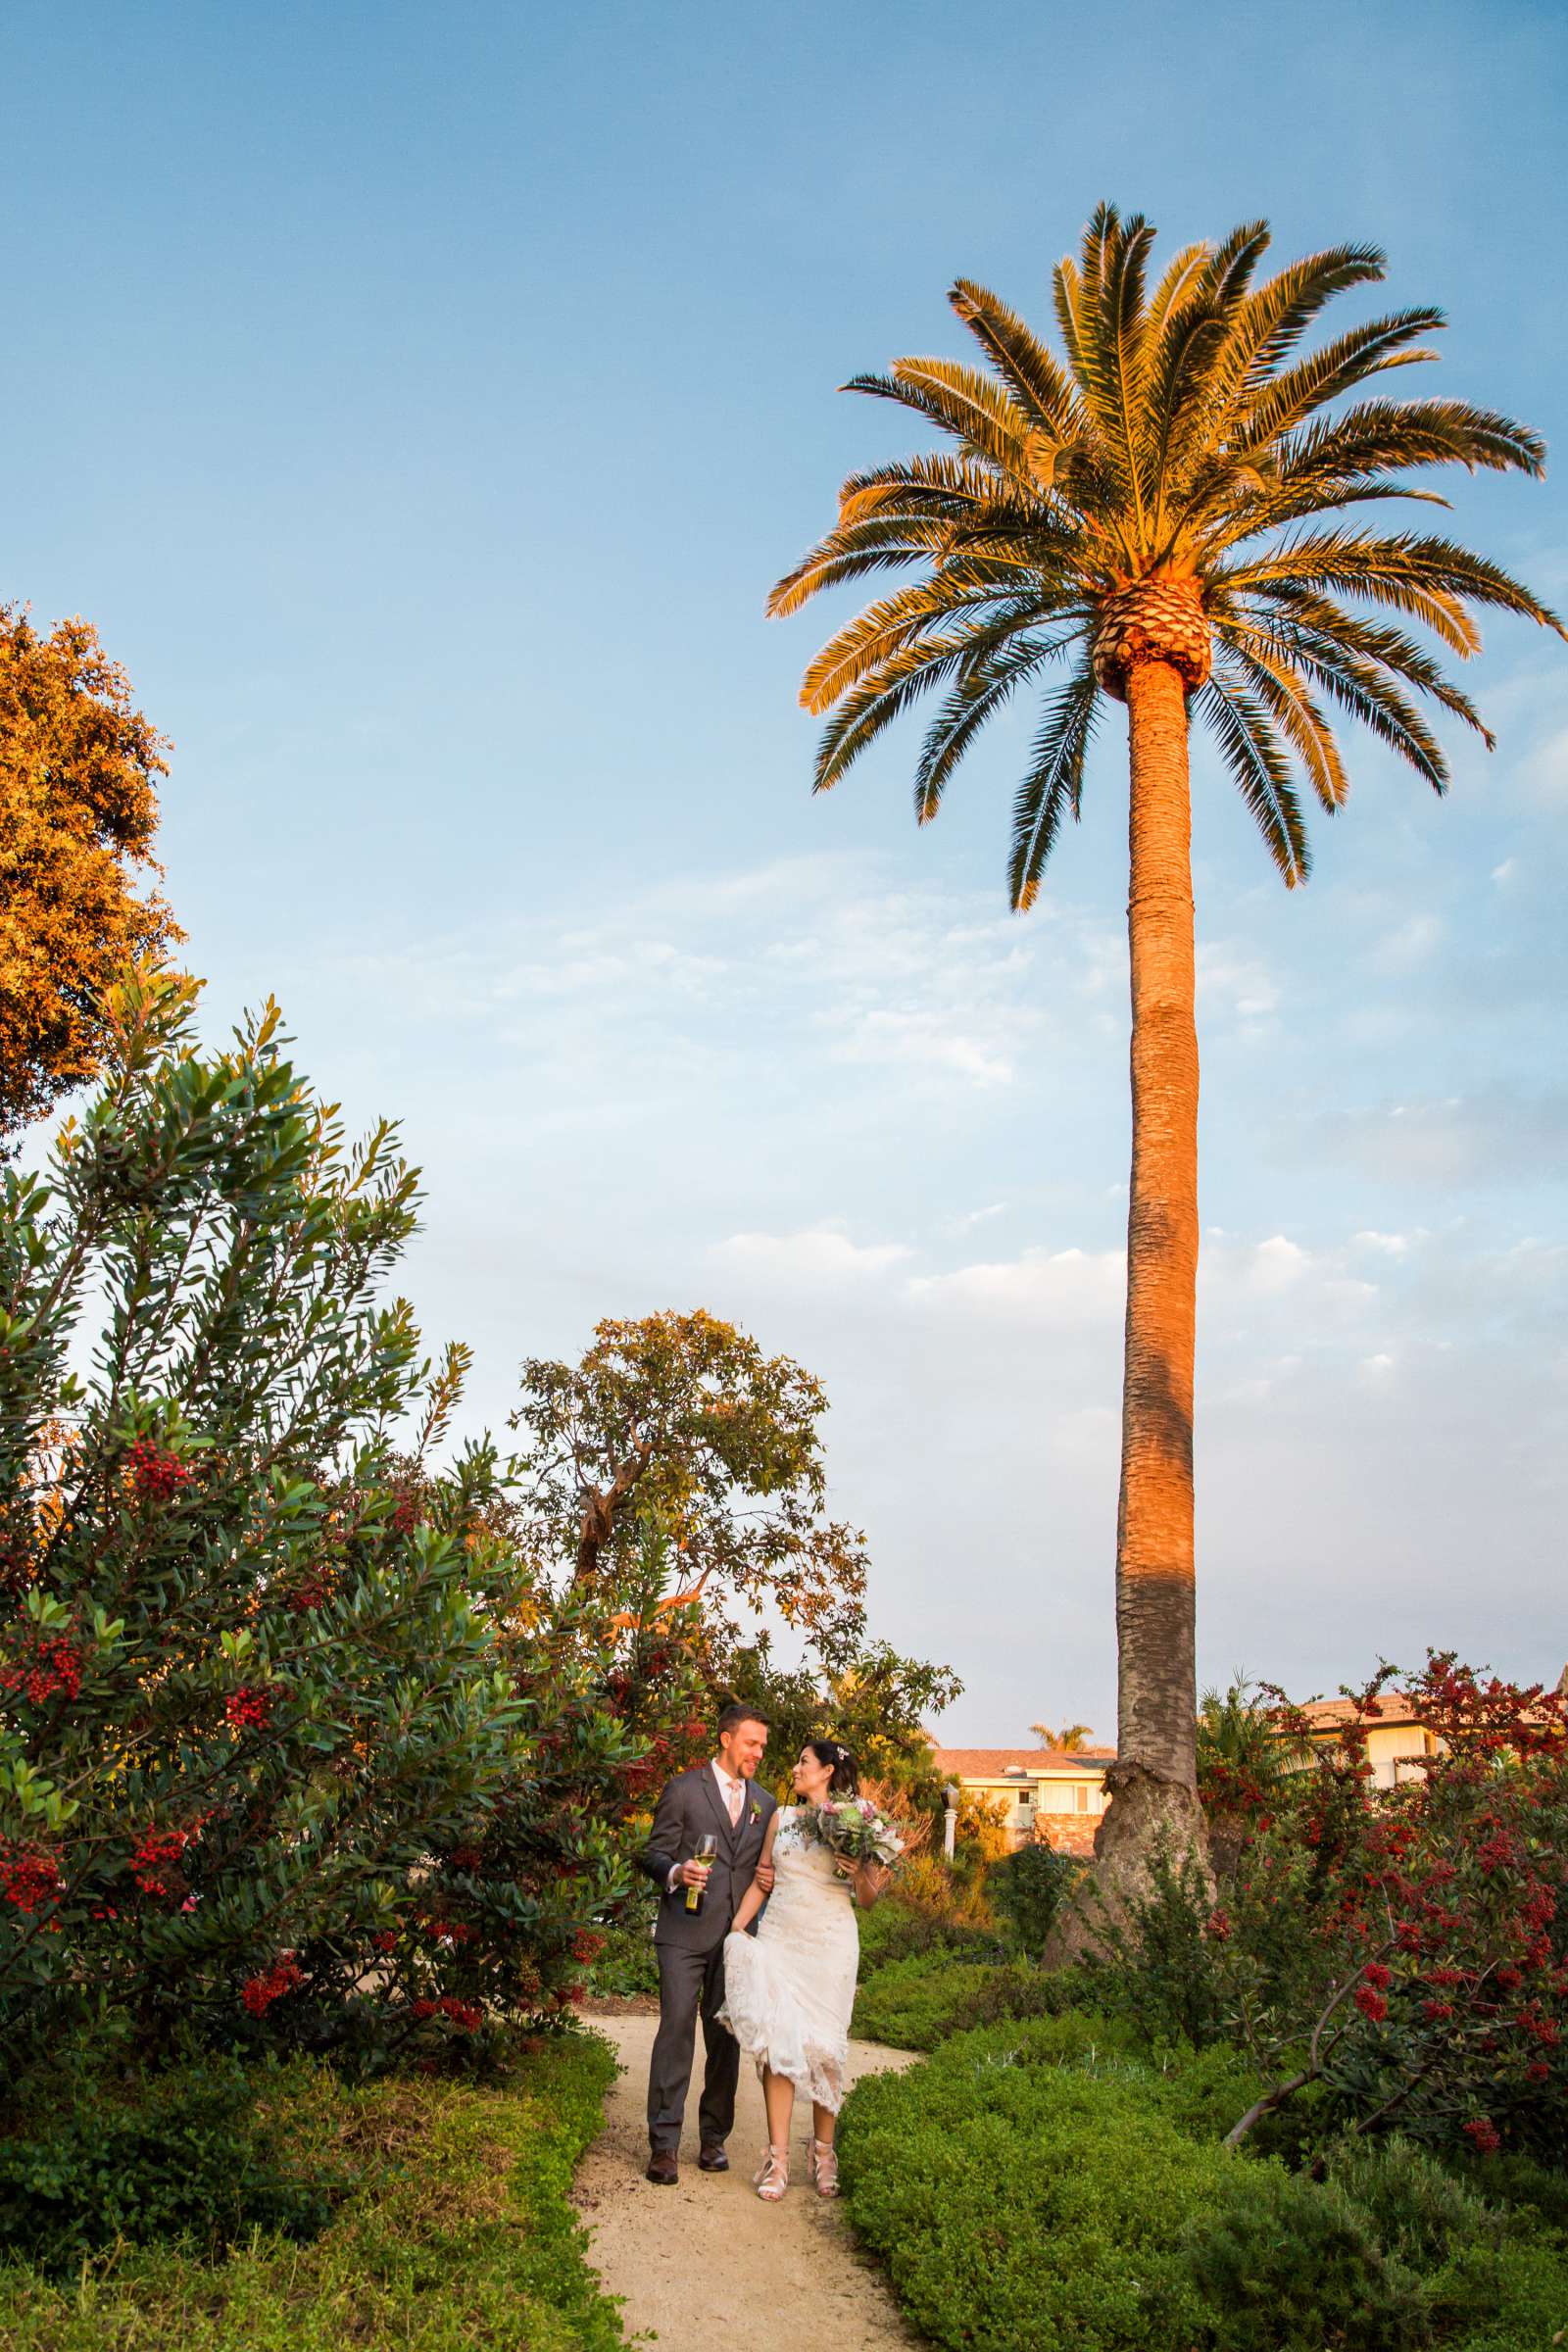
[749,1802,762,1825]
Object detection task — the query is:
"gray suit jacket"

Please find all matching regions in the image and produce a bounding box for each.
[637,1765,777,1953]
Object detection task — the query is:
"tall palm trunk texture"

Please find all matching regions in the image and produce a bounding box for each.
[1101,653,1205,1883]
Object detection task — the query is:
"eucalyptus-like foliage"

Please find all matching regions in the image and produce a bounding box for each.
[771,205,1563,902]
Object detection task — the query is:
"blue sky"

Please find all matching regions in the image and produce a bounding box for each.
[7,1,1565,1740]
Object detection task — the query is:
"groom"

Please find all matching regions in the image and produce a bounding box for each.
[637,1703,776,2184]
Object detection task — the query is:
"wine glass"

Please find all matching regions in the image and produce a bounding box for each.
[687,1832,718,1912]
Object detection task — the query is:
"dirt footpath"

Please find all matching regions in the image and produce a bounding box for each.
[571,2006,922,2348]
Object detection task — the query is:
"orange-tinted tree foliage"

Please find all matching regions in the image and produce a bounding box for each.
[0,609,178,1135]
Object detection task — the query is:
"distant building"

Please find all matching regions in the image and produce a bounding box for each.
[925,1742,1116,1857]
[1291,1693,1440,1789]
[1291,1671,1565,1789]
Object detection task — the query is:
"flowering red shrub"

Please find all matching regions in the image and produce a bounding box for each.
[0,975,687,2071]
[1201,1656,1568,2160]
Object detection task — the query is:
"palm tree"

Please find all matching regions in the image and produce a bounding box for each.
[1031,1720,1094,1752]
[769,206,1561,1893]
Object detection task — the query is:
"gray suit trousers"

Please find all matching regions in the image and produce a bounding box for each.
[647,1936,740,2153]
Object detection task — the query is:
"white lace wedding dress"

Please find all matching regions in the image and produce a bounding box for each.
[718,1806,858,2110]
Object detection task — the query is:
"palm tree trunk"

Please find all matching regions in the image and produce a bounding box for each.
[1116,654,1200,1788]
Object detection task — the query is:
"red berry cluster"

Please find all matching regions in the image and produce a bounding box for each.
[571,1929,606,1964]
[125,1439,192,1504]
[0,1841,62,1913]
[417,1913,476,1945]
[410,1994,483,2030]
[242,1953,303,2016]
[226,1687,272,1732]
[1462,2116,1501,2156]
[128,1827,191,1898]
[285,1565,337,1612]
[390,1491,421,1535]
[0,1633,82,1706]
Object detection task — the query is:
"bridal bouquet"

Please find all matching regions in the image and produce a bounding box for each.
[799,1794,905,1871]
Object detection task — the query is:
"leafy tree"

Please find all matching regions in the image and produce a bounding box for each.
[768,204,1563,1893]
[0,969,669,2072]
[512,1309,869,1651]
[1031,1720,1094,1751]
[0,611,179,1137]
[719,1635,960,1806]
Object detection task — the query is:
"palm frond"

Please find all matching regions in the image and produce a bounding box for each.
[1213,632,1348,811]
[801,579,1028,713]
[1236,585,1493,738]
[1238,311,1446,447]
[842,361,1037,495]
[948,278,1083,441]
[1230,529,1567,637]
[913,631,1081,821]
[1199,676,1311,883]
[1008,661,1101,909]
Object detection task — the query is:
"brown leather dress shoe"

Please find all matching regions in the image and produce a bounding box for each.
[644,2150,678,2185]
[698,2142,729,2172]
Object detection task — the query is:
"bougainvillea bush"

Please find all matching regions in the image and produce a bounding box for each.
[1101,1656,1568,2164]
[0,969,693,2083]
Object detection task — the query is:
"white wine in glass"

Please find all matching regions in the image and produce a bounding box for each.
[686,1833,718,1913]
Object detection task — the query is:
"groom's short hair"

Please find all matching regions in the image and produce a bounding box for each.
[715,1702,768,1737]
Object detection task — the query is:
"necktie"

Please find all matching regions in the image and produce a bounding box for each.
[724,1775,742,1826]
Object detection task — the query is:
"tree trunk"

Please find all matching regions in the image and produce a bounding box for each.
[1053,655,1207,1951]
[1115,654,1200,1790]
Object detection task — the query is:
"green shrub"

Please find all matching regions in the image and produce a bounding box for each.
[0,2033,624,2350]
[1427,2238,1568,2352]
[856,1887,1000,1983]
[840,2022,1232,2351]
[840,2015,1568,2352]
[585,1908,661,1998]
[1182,2160,1423,2350]
[854,1950,1109,2050]
[0,972,688,2073]
[0,2055,331,2276]
[987,1841,1084,1955]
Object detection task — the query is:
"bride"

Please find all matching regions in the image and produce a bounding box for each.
[718,1738,890,2202]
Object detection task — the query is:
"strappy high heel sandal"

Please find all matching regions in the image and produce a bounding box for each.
[808,2137,839,2197]
[753,2143,789,2201]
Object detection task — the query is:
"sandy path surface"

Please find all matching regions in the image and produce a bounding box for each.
[572,2005,922,2348]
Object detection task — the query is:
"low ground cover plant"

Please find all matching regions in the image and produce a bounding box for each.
[0,2031,623,2351]
[853,1948,1091,2050]
[839,2016,1568,2351]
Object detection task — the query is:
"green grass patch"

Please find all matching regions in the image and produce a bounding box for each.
[0,2033,625,2352]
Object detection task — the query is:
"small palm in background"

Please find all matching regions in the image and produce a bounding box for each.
[1030,1720,1095,1752]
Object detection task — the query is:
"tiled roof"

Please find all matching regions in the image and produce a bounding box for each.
[929,1746,1115,1776]
[1296,1694,1423,1730]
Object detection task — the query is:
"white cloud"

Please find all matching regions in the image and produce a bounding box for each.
[712,1226,913,1281]
[1199,942,1279,1025]
[1369,913,1444,973]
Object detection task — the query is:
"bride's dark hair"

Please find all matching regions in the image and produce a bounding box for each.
[805,1738,858,1797]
